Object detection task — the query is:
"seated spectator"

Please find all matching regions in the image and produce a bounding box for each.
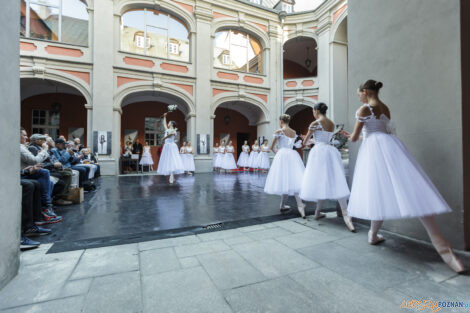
[73,138,84,153]
[52,138,92,190]
[82,148,100,179]
[28,134,73,206]
[20,128,62,223]
[20,165,53,250]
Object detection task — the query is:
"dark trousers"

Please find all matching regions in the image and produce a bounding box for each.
[51,169,72,197]
[71,166,88,187]
[20,179,42,231]
[24,169,53,207]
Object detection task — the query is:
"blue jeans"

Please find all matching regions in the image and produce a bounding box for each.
[25,169,53,208]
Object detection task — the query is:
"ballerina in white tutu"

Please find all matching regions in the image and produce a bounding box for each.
[237,141,250,171]
[213,142,220,171]
[139,141,154,171]
[215,140,226,172]
[222,140,237,172]
[248,140,260,171]
[299,103,354,232]
[264,114,306,218]
[257,140,271,173]
[184,141,195,175]
[156,113,185,184]
[341,79,465,273]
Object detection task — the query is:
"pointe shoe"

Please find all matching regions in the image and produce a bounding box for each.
[298,204,306,219]
[368,231,385,245]
[341,211,355,232]
[314,211,326,220]
[169,174,174,184]
[280,205,291,213]
[432,240,466,273]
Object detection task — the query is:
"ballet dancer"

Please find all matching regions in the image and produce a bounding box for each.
[156,113,185,184]
[184,141,195,175]
[264,114,306,218]
[299,103,354,232]
[257,139,271,173]
[248,140,260,171]
[213,142,220,171]
[341,79,465,273]
[139,141,154,171]
[237,140,250,171]
[215,140,226,172]
[222,140,237,172]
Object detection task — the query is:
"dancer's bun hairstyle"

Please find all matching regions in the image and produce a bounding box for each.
[169,120,177,128]
[360,79,383,92]
[279,114,291,124]
[314,102,328,115]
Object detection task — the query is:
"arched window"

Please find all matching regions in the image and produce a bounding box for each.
[20,0,89,46]
[214,30,263,74]
[121,9,190,62]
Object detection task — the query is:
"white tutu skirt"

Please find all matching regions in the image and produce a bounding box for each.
[264,148,305,196]
[213,153,219,167]
[257,152,270,170]
[348,133,452,220]
[299,143,349,201]
[139,153,154,166]
[221,153,237,170]
[215,153,224,168]
[237,152,250,167]
[248,152,259,168]
[157,142,185,175]
[183,154,195,172]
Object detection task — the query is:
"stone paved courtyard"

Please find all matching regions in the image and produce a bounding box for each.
[1,215,469,313]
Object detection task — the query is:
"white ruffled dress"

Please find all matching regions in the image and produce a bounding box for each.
[157,129,185,175]
[183,146,195,172]
[257,145,271,170]
[248,145,260,169]
[221,146,237,170]
[264,131,305,196]
[347,104,452,220]
[237,145,250,167]
[299,122,350,201]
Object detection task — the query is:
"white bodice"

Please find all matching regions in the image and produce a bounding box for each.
[274,131,297,149]
[164,129,177,144]
[252,145,260,152]
[226,146,234,153]
[214,147,219,153]
[242,145,250,152]
[180,147,186,153]
[219,146,226,153]
[356,104,390,138]
[309,122,334,145]
[144,146,151,153]
[186,147,193,153]
[261,145,269,152]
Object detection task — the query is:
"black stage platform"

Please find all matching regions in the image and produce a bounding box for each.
[43,173,338,252]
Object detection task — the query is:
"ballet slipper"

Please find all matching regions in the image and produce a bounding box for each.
[341,209,355,232]
[280,204,291,213]
[314,211,326,220]
[298,204,306,219]
[431,240,466,273]
[368,231,385,245]
[169,174,174,184]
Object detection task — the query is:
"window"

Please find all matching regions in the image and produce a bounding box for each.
[20,0,89,46]
[32,109,60,138]
[121,9,190,62]
[145,117,165,146]
[214,30,263,74]
[282,3,293,13]
[250,0,261,4]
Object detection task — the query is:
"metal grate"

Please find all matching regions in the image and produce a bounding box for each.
[204,223,223,230]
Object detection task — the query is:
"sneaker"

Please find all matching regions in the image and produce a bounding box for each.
[20,236,40,251]
[54,199,72,206]
[39,211,63,224]
[24,225,52,237]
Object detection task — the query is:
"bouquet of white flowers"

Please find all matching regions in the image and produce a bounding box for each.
[168,105,178,112]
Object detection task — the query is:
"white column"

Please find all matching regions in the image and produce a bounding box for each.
[86,105,92,147]
[331,41,348,126]
[268,23,282,136]
[316,26,331,104]
[185,113,196,145]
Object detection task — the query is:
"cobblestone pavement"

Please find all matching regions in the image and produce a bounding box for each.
[1,215,469,313]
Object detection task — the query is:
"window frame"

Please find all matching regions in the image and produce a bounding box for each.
[31,109,60,138]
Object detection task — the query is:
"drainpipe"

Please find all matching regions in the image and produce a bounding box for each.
[279,11,286,114]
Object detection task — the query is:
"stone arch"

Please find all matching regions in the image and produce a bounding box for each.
[330,10,348,42]
[211,93,270,125]
[211,20,270,51]
[284,97,317,114]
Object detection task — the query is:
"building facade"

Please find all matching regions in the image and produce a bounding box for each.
[19,0,348,175]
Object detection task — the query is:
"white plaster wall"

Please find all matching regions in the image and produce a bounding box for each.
[0,0,21,290]
[347,0,464,248]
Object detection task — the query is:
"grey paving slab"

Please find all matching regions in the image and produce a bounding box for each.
[140,247,181,276]
[142,267,232,313]
[290,267,398,313]
[19,249,83,267]
[0,259,78,309]
[138,235,200,251]
[1,296,85,313]
[223,235,254,246]
[197,229,245,242]
[233,239,320,278]
[304,216,359,238]
[298,242,417,290]
[275,229,341,250]
[83,271,142,313]
[225,276,327,313]
[245,227,293,241]
[71,244,139,279]
[197,250,266,290]
[442,274,470,290]
[390,276,470,301]
[238,224,267,232]
[61,278,92,298]
[178,256,200,268]
[174,240,231,258]
[273,219,312,233]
